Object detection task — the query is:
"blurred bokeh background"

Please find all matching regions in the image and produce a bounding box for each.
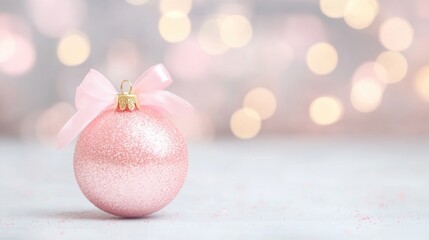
[1,0,429,146]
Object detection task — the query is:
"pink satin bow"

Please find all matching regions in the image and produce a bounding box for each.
[57,64,193,148]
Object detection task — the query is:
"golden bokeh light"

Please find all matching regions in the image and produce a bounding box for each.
[219,14,253,48]
[159,11,191,43]
[198,17,228,55]
[309,96,344,125]
[320,0,349,18]
[306,42,338,75]
[57,31,90,66]
[371,62,388,83]
[379,17,414,51]
[351,78,384,112]
[414,65,429,102]
[344,0,378,29]
[375,51,408,84]
[230,108,261,139]
[126,0,149,6]
[243,88,277,120]
[160,0,192,14]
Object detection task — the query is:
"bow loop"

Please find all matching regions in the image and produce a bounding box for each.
[80,69,117,100]
[57,64,193,149]
[133,64,172,92]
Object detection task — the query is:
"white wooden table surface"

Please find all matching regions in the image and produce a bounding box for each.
[1,137,429,239]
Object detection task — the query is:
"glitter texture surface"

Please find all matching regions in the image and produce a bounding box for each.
[74,108,188,217]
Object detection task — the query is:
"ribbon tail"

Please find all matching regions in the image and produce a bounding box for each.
[75,86,87,110]
[57,102,113,149]
[139,90,194,116]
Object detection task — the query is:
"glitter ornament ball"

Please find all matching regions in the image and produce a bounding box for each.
[74,107,188,217]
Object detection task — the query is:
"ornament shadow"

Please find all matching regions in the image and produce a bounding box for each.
[30,209,164,221]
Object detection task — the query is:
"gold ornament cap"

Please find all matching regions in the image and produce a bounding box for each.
[116,80,140,111]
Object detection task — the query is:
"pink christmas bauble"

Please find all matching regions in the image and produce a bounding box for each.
[73,108,188,217]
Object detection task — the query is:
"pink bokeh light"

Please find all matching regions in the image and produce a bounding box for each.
[164,36,212,81]
[0,14,36,76]
[105,40,142,86]
[27,0,87,37]
[283,14,327,59]
[0,35,36,76]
